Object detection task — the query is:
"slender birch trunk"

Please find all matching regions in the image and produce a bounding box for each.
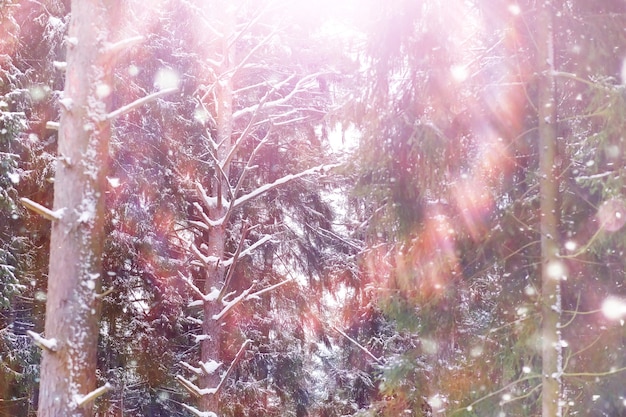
[37,1,115,416]
[537,1,563,416]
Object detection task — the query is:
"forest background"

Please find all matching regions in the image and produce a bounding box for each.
[2,0,626,416]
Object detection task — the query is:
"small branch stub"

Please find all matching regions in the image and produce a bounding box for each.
[26,330,58,352]
[20,197,64,221]
[75,383,112,407]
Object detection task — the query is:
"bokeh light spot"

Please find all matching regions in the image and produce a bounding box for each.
[154,67,180,91]
[597,199,626,232]
[602,296,626,320]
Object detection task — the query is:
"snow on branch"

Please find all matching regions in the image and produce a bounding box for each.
[106,87,178,120]
[200,359,222,375]
[26,330,58,352]
[176,375,217,397]
[180,361,204,375]
[222,76,288,171]
[213,287,254,321]
[20,198,64,221]
[195,181,230,214]
[213,278,292,321]
[75,383,112,407]
[246,278,292,299]
[232,73,298,121]
[179,272,220,307]
[189,243,221,271]
[232,163,341,211]
[182,403,218,417]
[222,234,272,267]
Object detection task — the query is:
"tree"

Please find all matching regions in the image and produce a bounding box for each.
[1,1,66,415]
[346,0,626,415]
[536,2,562,415]
[36,1,119,415]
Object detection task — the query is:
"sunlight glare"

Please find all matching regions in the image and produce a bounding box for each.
[154,68,180,91]
[508,4,521,16]
[602,296,626,320]
[450,64,469,82]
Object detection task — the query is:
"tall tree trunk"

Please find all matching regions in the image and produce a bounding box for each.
[37,1,115,416]
[199,1,235,413]
[537,2,562,416]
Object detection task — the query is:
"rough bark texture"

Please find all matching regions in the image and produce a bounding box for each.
[198,1,235,413]
[37,1,114,416]
[537,2,562,416]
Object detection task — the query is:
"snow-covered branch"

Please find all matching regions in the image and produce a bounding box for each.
[190,242,220,268]
[180,361,204,375]
[106,87,178,120]
[182,403,218,417]
[177,343,248,398]
[75,383,112,407]
[192,202,223,228]
[213,287,254,321]
[223,234,272,267]
[213,278,292,321]
[176,375,217,397]
[46,121,60,130]
[232,71,332,122]
[232,163,341,210]
[179,272,220,307]
[214,339,251,393]
[26,330,58,352]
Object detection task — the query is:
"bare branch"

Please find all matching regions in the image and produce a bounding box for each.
[213,339,251,396]
[20,197,64,221]
[107,87,178,120]
[103,36,144,57]
[75,383,112,407]
[332,326,384,365]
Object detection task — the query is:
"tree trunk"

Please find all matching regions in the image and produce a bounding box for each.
[37,1,115,416]
[198,1,235,413]
[537,2,562,416]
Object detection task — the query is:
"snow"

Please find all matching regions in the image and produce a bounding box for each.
[59,97,73,111]
[200,360,222,375]
[194,334,211,343]
[26,330,58,351]
[7,171,19,184]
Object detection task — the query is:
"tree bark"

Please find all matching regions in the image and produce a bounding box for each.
[537,2,562,416]
[198,1,235,413]
[37,1,115,416]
